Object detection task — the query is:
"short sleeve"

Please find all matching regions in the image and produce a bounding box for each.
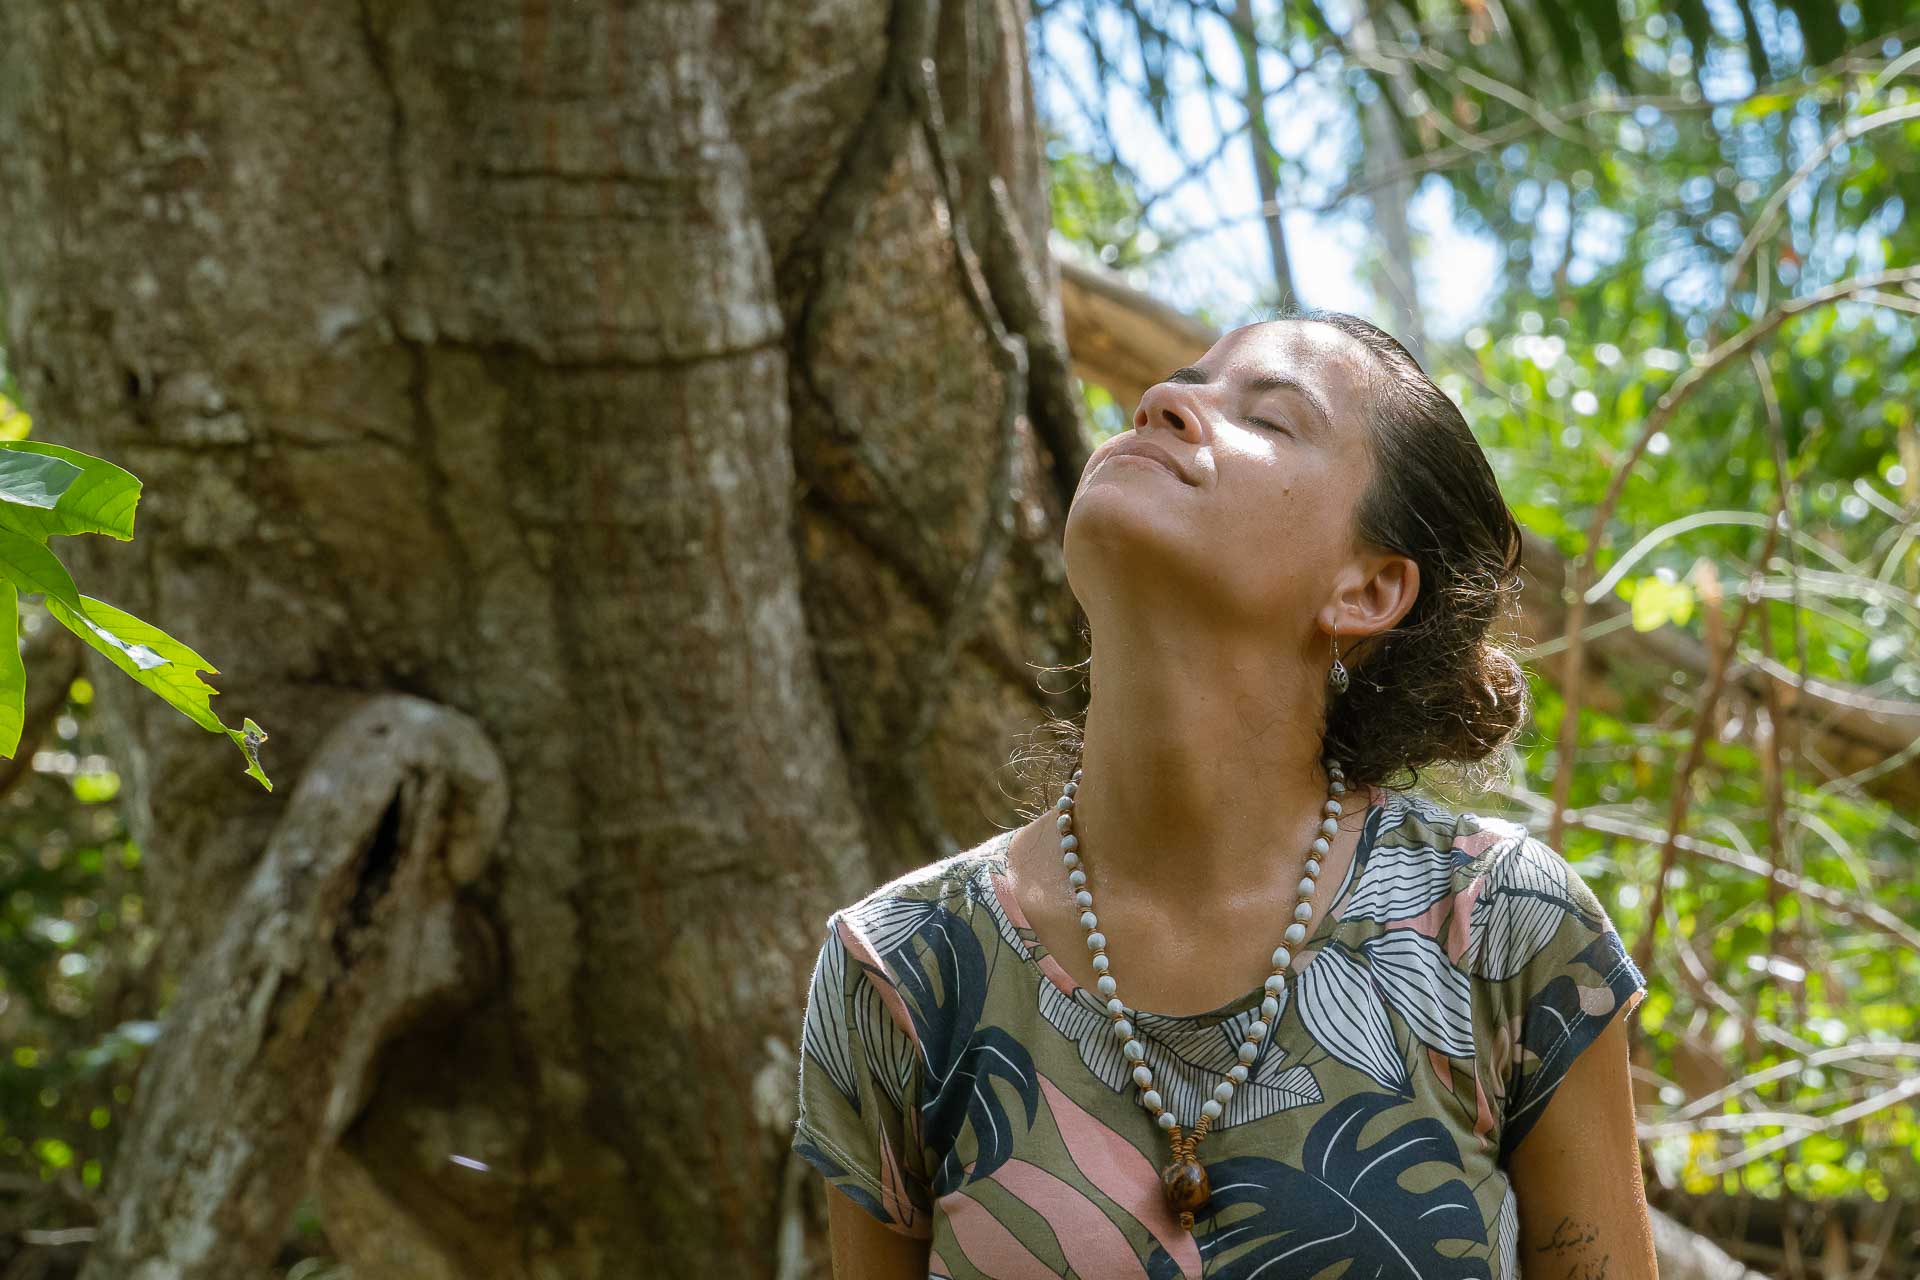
[1468,836,1646,1164]
[792,913,934,1237]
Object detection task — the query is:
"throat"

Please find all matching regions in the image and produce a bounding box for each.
[1009,789,1375,1018]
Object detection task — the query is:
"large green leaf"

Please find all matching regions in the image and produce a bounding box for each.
[44,592,271,791]
[0,440,141,540]
[0,581,23,757]
[0,448,82,511]
[0,527,85,613]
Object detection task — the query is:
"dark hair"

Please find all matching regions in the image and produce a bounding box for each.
[1013,307,1530,813]
[1287,306,1530,795]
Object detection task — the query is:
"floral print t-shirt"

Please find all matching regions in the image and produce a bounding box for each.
[791,784,1646,1279]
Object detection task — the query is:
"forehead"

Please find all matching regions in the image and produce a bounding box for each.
[1203,320,1376,427]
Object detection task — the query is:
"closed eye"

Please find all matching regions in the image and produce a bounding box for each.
[1247,416,1289,435]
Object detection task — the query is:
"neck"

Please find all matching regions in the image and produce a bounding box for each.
[1066,629,1351,898]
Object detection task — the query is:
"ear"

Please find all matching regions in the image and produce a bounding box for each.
[1322,551,1419,646]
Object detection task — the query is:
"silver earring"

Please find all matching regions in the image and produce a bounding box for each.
[1328,630,1350,695]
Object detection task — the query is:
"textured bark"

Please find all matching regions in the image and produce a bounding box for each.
[85,694,509,1275]
[0,0,1083,1274]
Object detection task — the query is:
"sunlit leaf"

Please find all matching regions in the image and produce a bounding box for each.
[1733,93,1796,123]
[0,527,84,612]
[0,448,81,511]
[1624,576,1697,632]
[43,593,271,790]
[0,440,141,540]
[0,581,23,756]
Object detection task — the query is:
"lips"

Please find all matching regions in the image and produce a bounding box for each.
[1104,439,1191,483]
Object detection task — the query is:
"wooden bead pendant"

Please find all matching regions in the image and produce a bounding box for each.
[1160,1155,1210,1225]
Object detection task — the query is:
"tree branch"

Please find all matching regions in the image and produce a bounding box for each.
[1547,265,1920,849]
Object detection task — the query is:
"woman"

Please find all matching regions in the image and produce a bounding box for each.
[792,312,1658,1279]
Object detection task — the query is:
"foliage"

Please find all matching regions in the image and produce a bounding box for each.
[1046,118,1165,272]
[1379,2,1920,1208]
[0,436,271,790]
[0,312,272,1268]
[0,666,148,1262]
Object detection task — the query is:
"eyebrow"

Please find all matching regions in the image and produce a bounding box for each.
[1166,364,1333,436]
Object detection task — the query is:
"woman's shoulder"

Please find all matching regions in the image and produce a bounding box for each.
[1350,789,1619,968]
[1341,786,1511,920]
[1447,803,1614,929]
[1367,787,1595,893]
[820,827,1013,961]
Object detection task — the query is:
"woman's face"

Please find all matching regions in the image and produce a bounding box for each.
[1064,319,1382,638]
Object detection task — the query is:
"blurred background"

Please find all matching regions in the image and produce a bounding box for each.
[0,0,1915,1276]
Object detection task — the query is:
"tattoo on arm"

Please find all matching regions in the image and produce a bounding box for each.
[1535,1214,1611,1279]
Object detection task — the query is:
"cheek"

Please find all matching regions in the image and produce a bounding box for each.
[1232,466,1347,577]
[1218,442,1348,563]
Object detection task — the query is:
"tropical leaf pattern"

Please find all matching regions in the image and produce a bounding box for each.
[792,787,1646,1274]
[1144,1092,1492,1280]
[1295,942,1411,1092]
[1036,972,1323,1127]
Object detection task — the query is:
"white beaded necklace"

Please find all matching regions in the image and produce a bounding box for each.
[1052,750,1348,1232]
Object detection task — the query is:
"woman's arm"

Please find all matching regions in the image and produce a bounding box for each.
[1508,1015,1658,1279]
[826,1186,932,1279]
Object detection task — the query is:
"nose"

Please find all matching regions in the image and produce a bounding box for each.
[1134,382,1205,439]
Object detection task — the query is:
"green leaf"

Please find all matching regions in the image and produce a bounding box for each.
[0,439,141,540]
[1622,576,1697,632]
[0,527,85,613]
[0,581,23,757]
[44,592,272,791]
[0,448,83,511]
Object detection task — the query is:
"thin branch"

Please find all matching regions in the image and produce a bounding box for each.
[1648,1043,1920,1128]
[1717,103,1920,334]
[1547,265,1920,851]
[1630,487,1785,975]
[1750,347,1798,996]
[1659,881,1811,1057]
[1542,804,1920,953]
[1695,1075,1920,1176]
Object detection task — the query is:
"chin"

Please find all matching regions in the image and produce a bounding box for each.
[1064,494,1195,587]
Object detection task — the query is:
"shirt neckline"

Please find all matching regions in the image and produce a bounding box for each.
[979,783,1392,1026]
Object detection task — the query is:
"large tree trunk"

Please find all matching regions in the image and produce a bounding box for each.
[0,0,1085,1274]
